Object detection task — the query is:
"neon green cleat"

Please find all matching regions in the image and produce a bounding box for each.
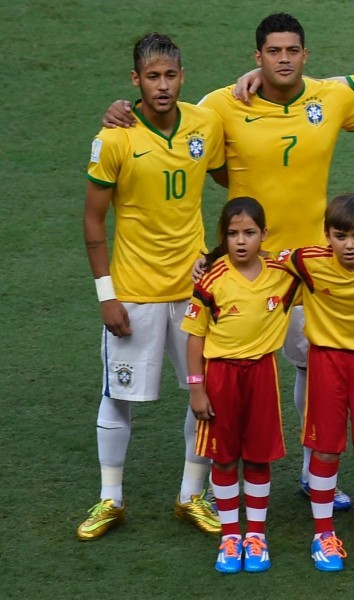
[76,499,125,541]
[174,490,221,535]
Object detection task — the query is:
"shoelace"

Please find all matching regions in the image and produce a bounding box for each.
[243,536,267,555]
[87,500,111,516]
[219,538,240,557]
[194,490,213,510]
[320,535,347,558]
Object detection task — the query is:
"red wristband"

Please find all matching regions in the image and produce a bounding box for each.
[186,374,204,384]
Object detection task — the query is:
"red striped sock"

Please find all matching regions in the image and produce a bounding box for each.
[243,462,270,536]
[211,464,241,537]
[309,453,339,535]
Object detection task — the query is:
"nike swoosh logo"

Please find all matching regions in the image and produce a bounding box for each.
[133,150,152,158]
[245,116,264,123]
[80,517,117,532]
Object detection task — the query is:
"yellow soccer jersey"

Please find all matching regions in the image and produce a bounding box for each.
[279,246,354,349]
[87,101,225,302]
[181,255,300,360]
[201,78,354,251]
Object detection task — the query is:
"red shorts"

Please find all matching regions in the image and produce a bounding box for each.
[303,345,354,453]
[195,353,285,464]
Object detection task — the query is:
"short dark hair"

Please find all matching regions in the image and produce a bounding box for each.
[324,193,354,232]
[133,32,181,73]
[204,197,266,267]
[256,13,305,50]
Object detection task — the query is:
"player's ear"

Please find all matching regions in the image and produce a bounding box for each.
[325,228,331,244]
[131,70,140,87]
[180,67,185,85]
[303,47,308,65]
[254,49,262,67]
[261,228,268,243]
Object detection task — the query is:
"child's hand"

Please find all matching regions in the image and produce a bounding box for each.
[190,390,215,420]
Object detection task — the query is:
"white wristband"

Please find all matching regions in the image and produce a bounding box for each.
[94,276,116,302]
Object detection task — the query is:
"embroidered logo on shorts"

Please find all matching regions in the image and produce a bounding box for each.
[185,302,201,319]
[211,438,217,454]
[309,425,317,441]
[115,363,134,387]
[267,296,280,311]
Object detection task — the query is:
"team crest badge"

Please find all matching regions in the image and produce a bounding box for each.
[267,296,280,312]
[188,136,204,160]
[277,249,291,262]
[305,102,323,125]
[115,363,134,387]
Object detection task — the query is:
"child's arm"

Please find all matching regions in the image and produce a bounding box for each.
[187,335,215,420]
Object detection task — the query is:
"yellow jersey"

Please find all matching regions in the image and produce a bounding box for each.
[181,254,300,359]
[279,246,354,349]
[87,101,225,302]
[201,78,354,251]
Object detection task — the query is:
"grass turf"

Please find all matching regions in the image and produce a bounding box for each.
[2,0,354,598]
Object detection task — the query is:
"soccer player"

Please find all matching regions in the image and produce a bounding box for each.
[77,32,225,541]
[181,197,301,573]
[277,193,354,571]
[101,13,354,510]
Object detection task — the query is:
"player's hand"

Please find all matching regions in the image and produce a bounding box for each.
[192,257,207,283]
[190,390,215,420]
[233,68,262,105]
[102,100,136,128]
[101,299,132,337]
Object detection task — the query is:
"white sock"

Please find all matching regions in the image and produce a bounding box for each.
[179,460,210,504]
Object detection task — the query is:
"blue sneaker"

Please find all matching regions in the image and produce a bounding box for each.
[300,479,352,511]
[243,536,271,572]
[311,532,347,572]
[215,537,243,573]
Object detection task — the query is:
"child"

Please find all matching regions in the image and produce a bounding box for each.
[277,193,354,572]
[181,197,301,573]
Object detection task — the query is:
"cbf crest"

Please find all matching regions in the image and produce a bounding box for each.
[114,363,134,388]
[305,102,323,125]
[187,136,204,160]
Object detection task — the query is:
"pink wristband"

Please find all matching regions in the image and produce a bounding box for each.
[186,374,204,384]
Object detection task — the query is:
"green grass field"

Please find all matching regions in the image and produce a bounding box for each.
[2,1,354,598]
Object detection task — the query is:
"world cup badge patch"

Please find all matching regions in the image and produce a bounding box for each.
[115,363,134,388]
[305,102,323,125]
[188,136,204,160]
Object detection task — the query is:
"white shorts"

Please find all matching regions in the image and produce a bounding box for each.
[101,301,189,401]
[282,306,308,368]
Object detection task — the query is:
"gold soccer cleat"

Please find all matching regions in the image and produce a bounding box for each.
[76,499,125,541]
[174,490,221,534]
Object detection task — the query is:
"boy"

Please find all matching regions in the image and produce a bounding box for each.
[278,193,354,571]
